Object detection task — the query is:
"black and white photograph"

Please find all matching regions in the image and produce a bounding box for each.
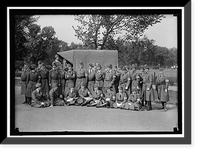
[5,4,192,145]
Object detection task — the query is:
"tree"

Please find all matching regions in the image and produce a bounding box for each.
[24,25,60,65]
[15,15,39,60]
[73,14,164,50]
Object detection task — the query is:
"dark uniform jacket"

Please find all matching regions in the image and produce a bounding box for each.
[104,70,116,88]
[65,90,77,99]
[105,91,116,101]
[49,69,60,88]
[26,70,40,97]
[95,70,104,88]
[116,92,127,103]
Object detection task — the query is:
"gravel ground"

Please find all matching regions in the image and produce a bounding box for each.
[15,86,178,132]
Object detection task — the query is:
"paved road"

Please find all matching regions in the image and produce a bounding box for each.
[15,87,178,132]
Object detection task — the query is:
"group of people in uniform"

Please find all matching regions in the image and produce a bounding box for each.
[20,55,170,111]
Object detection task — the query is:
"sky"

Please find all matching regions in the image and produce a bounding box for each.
[35,14,177,49]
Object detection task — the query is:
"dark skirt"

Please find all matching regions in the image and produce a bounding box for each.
[20,81,26,95]
[145,88,155,102]
[88,81,95,94]
[26,81,37,98]
[59,79,65,96]
[41,78,49,95]
[75,78,86,90]
[157,85,169,102]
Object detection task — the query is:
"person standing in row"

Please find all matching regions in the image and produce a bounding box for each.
[49,63,60,91]
[156,68,170,111]
[94,64,104,91]
[20,64,30,104]
[103,64,116,94]
[142,66,155,111]
[59,66,66,97]
[52,54,62,70]
[119,66,131,97]
[64,64,76,95]
[131,74,143,97]
[87,63,96,94]
[26,64,40,105]
[76,61,87,90]
[39,65,49,99]
[113,65,121,93]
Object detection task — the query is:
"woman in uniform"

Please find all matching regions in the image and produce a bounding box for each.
[59,66,66,97]
[87,63,95,94]
[142,66,155,111]
[77,82,93,106]
[119,66,131,97]
[26,64,40,105]
[75,61,87,90]
[131,74,143,97]
[122,89,142,111]
[49,86,65,107]
[52,54,62,70]
[49,63,60,92]
[39,65,49,99]
[156,68,170,111]
[31,83,51,108]
[103,64,116,94]
[113,86,128,109]
[64,87,78,106]
[94,64,104,91]
[104,88,116,108]
[90,86,106,107]
[64,64,76,95]
[20,64,30,104]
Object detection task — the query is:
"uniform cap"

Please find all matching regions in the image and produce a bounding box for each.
[107,64,112,69]
[88,63,93,67]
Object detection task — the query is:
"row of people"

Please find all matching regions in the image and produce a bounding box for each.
[31,82,142,111]
[21,58,170,111]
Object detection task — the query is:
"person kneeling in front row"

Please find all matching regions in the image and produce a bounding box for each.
[90,86,106,108]
[122,90,142,111]
[64,87,78,106]
[49,86,65,107]
[77,82,93,106]
[113,86,127,109]
[104,88,116,108]
[31,83,51,108]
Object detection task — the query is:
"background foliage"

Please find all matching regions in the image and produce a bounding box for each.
[14,15,177,70]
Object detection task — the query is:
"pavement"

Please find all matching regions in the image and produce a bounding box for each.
[15,86,178,132]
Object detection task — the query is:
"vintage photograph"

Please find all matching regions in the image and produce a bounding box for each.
[13,10,179,133]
